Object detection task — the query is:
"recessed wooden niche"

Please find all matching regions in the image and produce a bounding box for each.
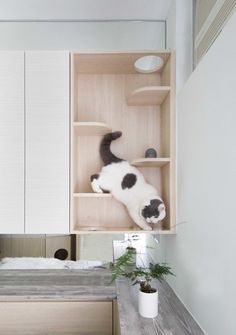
[71,51,176,234]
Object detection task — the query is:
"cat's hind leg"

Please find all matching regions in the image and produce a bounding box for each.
[90,174,103,193]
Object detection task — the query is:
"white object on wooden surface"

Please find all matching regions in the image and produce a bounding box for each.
[0,51,24,233]
[25,51,70,234]
[134,55,165,73]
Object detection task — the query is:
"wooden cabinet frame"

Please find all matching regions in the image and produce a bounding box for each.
[70,51,176,234]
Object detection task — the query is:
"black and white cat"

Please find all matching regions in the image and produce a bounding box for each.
[90,132,166,231]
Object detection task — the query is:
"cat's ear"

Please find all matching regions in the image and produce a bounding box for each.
[150,199,162,209]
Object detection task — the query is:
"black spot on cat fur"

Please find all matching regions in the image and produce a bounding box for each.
[142,199,163,219]
[121,173,137,189]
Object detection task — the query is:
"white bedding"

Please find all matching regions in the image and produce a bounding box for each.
[0,257,107,270]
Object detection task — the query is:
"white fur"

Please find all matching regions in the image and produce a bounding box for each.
[92,161,166,230]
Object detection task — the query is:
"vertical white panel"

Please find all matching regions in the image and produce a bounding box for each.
[0,52,24,233]
[25,51,69,234]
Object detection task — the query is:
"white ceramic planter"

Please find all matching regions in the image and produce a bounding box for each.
[138,289,158,318]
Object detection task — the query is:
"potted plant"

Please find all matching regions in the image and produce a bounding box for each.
[111,249,174,318]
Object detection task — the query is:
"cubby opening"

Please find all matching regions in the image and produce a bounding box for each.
[71,51,175,234]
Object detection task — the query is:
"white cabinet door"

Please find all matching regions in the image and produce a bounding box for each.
[0,52,24,233]
[25,51,69,234]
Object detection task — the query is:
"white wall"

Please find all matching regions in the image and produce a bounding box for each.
[0,21,165,50]
[165,11,236,335]
[77,234,123,262]
[166,0,193,92]
[0,0,173,20]
[0,0,172,50]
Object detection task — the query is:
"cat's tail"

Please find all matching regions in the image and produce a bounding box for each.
[100,131,123,165]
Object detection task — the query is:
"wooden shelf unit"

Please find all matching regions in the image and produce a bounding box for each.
[71,51,176,234]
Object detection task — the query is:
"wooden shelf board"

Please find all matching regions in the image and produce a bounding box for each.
[126,86,170,106]
[73,122,112,136]
[131,158,170,167]
[72,226,176,234]
[73,193,112,198]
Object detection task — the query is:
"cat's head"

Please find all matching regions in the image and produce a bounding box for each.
[140,197,166,224]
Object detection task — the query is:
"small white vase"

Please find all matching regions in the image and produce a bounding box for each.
[138,289,158,318]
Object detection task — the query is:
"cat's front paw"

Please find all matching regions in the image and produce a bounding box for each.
[144,225,152,231]
[91,174,103,193]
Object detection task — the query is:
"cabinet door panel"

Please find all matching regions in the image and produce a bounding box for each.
[25,51,69,234]
[0,52,24,233]
[0,301,112,335]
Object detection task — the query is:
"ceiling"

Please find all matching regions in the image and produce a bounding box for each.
[0,0,174,21]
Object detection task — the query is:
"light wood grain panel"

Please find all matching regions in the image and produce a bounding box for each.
[73,193,112,198]
[70,54,76,236]
[75,197,134,230]
[74,51,170,74]
[113,300,121,335]
[0,51,24,234]
[11,235,46,257]
[75,136,103,193]
[74,121,112,135]
[0,235,12,258]
[75,73,162,188]
[0,301,112,335]
[160,94,171,157]
[169,51,176,233]
[161,55,171,86]
[161,164,171,231]
[46,235,71,259]
[25,51,70,234]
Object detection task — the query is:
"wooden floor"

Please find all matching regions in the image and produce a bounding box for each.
[116,278,205,335]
